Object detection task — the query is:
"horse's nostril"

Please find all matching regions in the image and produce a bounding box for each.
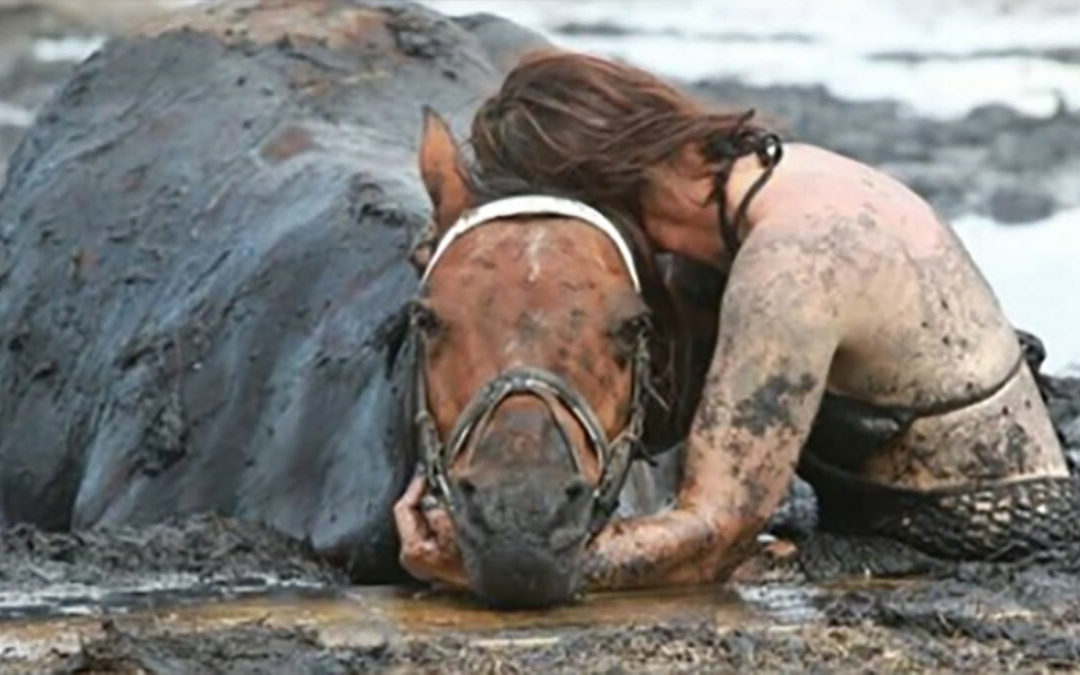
[564,478,588,502]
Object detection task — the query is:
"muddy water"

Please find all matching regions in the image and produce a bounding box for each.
[0,580,823,665]
[6,563,1079,672]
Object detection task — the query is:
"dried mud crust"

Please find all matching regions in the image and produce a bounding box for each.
[0,513,345,593]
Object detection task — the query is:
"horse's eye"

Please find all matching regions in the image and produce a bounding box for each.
[611,312,651,363]
[411,302,443,337]
[619,313,651,342]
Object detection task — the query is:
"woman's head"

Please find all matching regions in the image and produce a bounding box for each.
[468,50,766,225]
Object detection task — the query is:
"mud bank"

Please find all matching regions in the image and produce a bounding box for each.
[0,514,345,619]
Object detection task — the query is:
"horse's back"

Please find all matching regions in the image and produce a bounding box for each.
[0,0,547,579]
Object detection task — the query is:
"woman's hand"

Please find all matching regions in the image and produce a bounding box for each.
[393,474,469,590]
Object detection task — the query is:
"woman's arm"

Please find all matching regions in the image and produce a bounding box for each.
[584,226,844,590]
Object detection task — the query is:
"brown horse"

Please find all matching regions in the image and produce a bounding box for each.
[399,109,712,607]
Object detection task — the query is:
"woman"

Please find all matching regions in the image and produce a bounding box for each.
[398,49,1078,591]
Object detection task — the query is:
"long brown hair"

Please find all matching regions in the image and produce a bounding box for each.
[468,49,775,225]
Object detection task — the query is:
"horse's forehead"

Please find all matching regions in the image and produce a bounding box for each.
[425,218,637,331]
[462,219,626,278]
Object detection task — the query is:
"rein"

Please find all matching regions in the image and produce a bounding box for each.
[412,195,651,535]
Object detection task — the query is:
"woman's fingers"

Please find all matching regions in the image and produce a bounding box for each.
[394,474,433,548]
[394,474,465,586]
[425,505,458,552]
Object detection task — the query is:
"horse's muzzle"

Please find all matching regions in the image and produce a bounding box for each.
[460,535,586,609]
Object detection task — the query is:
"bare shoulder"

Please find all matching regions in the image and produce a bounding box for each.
[726,210,866,322]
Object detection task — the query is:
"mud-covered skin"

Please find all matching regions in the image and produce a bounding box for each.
[797,333,1080,562]
[582,224,841,590]
[577,140,1073,590]
[0,0,552,580]
[739,157,1070,555]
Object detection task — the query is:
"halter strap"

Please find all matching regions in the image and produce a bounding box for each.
[420,195,642,291]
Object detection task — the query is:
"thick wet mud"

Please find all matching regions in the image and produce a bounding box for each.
[4,492,1080,671]
[0,514,345,620]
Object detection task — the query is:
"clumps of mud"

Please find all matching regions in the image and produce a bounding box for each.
[56,620,386,675]
[0,513,345,595]
[13,509,1080,672]
[823,561,1080,670]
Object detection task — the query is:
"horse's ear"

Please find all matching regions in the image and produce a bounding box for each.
[418,106,472,237]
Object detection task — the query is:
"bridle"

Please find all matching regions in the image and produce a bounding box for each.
[412,195,653,536]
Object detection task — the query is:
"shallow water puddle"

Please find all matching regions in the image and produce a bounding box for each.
[0,581,839,663]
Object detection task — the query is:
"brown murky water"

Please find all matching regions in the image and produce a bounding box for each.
[0,581,824,664]
[6,568,1077,672]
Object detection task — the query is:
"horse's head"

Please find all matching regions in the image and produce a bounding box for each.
[409,109,653,607]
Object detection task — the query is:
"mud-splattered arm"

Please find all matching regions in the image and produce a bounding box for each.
[584,225,843,590]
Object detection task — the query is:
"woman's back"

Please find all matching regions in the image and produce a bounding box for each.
[752,144,1068,495]
[750,143,1020,407]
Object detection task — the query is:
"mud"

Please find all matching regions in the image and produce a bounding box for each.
[0,514,344,616]
[7,556,1080,672]
[4,499,1080,671]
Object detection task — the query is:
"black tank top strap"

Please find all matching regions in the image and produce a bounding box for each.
[707,118,783,258]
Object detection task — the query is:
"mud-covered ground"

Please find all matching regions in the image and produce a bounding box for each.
[9,537,1080,672]
[0,514,345,603]
[3,1,1080,673]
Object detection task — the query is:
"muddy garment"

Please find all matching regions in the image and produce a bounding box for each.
[0,0,550,581]
[797,330,1080,560]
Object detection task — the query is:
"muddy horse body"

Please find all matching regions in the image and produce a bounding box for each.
[0,0,555,581]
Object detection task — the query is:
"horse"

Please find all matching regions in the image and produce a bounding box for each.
[401,108,713,606]
[0,0,555,580]
[0,0,709,607]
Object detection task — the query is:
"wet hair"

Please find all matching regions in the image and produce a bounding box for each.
[467,49,782,254]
